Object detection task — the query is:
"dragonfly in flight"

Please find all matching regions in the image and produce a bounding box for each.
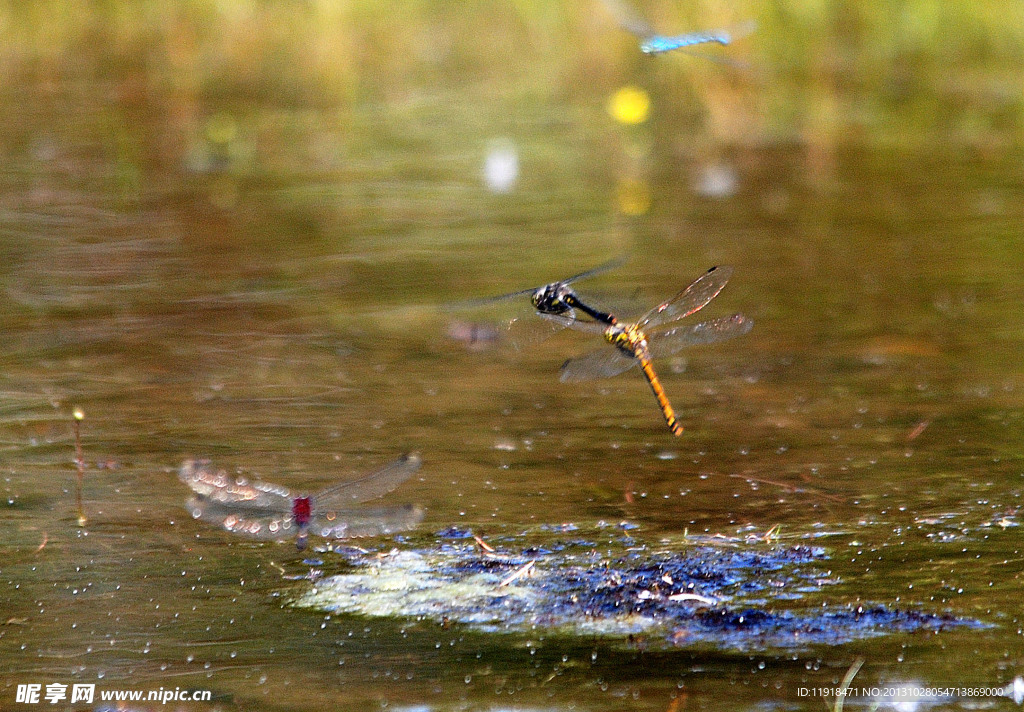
[449,258,624,349]
[179,453,423,550]
[465,257,623,322]
[601,0,755,56]
[544,266,752,436]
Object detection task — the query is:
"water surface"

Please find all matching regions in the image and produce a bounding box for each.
[1,3,1023,710]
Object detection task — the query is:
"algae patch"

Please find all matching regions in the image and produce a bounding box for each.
[293,536,980,651]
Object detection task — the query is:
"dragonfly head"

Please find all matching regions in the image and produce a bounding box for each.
[531,284,573,315]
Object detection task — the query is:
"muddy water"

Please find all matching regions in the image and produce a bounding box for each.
[2,4,1023,711]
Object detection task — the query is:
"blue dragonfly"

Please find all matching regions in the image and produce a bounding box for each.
[640,28,742,55]
[601,0,754,57]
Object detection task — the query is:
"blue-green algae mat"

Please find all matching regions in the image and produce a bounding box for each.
[294,527,982,652]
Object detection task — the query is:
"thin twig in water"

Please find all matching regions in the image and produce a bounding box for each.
[746,524,783,544]
[907,420,930,441]
[729,471,845,503]
[499,561,535,587]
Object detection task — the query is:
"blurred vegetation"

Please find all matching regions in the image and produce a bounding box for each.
[2,0,1023,312]
[2,0,1022,166]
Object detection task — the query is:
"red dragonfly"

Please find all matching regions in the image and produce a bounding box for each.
[179,453,423,549]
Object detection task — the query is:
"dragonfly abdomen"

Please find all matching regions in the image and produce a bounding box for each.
[637,355,683,436]
[641,31,731,55]
[606,325,684,436]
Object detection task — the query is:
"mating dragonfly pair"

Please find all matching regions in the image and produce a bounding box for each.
[479,261,752,436]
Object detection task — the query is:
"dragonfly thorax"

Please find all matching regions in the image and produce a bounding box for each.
[605,323,648,357]
[292,496,312,527]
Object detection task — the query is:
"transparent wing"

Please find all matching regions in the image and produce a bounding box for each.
[560,347,638,382]
[637,266,733,331]
[310,505,425,539]
[560,256,627,287]
[179,459,292,513]
[185,496,300,540]
[313,452,422,507]
[598,0,656,40]
[446,257,625,311]
[505,310,578,351]
[648,314,754,358]
[540,312,609,335]
[449,305,604,353]
[185,498,424,541]
[445,285,536,311]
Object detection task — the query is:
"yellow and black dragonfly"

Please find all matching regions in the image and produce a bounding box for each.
[543,266,752,436]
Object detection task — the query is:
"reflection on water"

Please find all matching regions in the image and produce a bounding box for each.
[1,2,1024,711]
[482,139,519,194]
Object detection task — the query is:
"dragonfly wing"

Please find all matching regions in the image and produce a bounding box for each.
[560,256,627,286]
[185,496,300,541]
[313,452,423,507]
[310,505,425,539]
[560,347,637,382]
[599,0,655,38]
[637,265,733,330]
[714,19,758,44]
[444,285,536,311]
[648,313,754,358]
[446,257,624,311]
[179,459,292,512]
[501,310,573,351]
[539,312,608,335]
